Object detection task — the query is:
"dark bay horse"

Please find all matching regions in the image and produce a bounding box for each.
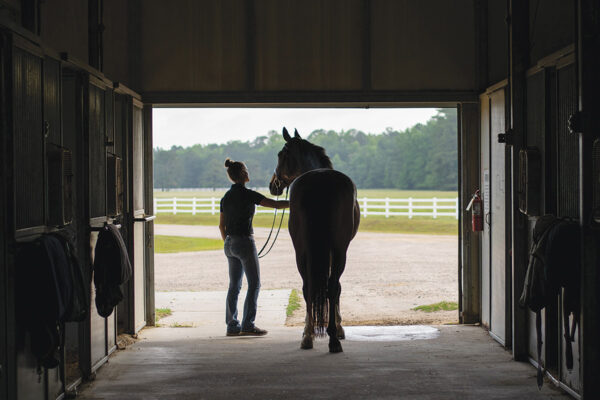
[270,128,360,353]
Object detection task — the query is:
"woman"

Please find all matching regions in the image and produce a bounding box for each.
[219,158,289,336]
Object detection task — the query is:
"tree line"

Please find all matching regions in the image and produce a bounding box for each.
[154,108,457,190]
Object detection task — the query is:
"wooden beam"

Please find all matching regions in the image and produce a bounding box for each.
[142,90,478,106]
[362,0,372,91]
[88,0,101,70]
[508,0,529,360]
[474,0,488,91]
[245,0,256,91]
[143,105,155,326]
[577,0,600,397]
[459,102,481,324]
[0,28,15,400]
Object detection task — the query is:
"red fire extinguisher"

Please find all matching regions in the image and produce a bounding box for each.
[466,190,483,232]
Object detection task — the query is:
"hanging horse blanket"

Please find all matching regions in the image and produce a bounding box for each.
[93,224,132,317]
[16,233,87,369]
[519,215,580,389]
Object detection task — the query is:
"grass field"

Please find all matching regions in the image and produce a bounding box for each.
[155,235,223,253]
[155,213,457,235]
[154,189,458,235]
[412,301,458,313]
[286,289,302,318]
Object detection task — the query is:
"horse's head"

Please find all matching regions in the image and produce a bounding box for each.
[269,127,333,196]
[269,127,302,195]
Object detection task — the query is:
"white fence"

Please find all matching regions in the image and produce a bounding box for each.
[154,197,459,219]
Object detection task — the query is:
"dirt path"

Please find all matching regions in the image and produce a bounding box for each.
[155,224,458,325]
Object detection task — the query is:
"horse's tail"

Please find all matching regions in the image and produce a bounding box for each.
[307,240,332,337]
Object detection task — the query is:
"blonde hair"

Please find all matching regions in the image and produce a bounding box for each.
[224,158,248,183]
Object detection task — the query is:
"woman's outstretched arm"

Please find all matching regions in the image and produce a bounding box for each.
[259,198,290,209]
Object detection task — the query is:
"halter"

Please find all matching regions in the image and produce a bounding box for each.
[257,186,289,259]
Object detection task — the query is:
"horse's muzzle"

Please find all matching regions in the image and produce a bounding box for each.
[269,173,285,196]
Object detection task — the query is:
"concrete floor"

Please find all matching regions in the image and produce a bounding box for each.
[78,325,569,400]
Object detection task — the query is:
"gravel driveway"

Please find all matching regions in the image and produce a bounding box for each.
[155,224,458,325]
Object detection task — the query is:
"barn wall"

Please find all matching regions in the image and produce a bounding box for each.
[39,0,88,62]
[487,0,508,86]
[255,0,364,91]
[371,0,476,91]
[528,0,574,67]
[138,0,479,94]
[0,0,20,22]
[103,0,131,86]
[140,0,247,92]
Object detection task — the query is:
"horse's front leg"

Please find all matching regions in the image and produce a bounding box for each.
[327,278,343,353]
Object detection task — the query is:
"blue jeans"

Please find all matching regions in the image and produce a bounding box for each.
[224,235,261,332]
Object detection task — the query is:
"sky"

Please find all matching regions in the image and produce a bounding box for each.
[153,108,440,149]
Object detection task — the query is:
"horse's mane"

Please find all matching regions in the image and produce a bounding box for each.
[300,140,333,169]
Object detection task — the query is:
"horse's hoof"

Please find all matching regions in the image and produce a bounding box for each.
[301,336,313,350]
[337,327,345,340]
[329,339,343,353]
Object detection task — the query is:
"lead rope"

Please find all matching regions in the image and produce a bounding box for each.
[257,187,289,259]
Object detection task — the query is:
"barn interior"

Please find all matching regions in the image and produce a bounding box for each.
[1,0,599,399]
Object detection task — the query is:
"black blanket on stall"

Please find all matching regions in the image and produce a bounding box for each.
[93,224,132,317]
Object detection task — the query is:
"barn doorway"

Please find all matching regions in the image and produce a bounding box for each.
[149,106,461,336]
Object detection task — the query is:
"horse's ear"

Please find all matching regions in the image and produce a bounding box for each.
[294,129,301,139]
[282,127,291,142]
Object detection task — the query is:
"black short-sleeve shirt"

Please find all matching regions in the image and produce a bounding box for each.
[220,184,266,236]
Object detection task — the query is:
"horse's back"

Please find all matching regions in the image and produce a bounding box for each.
[289,169,358,248]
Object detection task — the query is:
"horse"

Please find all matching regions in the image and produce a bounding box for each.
[269,127,360,353]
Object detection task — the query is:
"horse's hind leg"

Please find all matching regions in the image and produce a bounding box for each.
[301,283,314,350]
[335,298,345,340]
[327,278,343,353]
[333,251,346,340]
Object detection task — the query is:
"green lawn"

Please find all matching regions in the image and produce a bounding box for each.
[286,289,302,318]
[155,308,172,321]
[155,213,457,235]
[155,235,223,253]
[412,301,458,313]
[154,189,458,235]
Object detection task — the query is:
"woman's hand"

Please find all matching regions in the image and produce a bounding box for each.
[260,198,290,209]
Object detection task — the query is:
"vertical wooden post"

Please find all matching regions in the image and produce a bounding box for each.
[173,197,177,215]
[433,197,438,219]
[192,197,197,215]
[459,103,481,325]
[455,197,460,219]
[211,198,216,215]
[577,1,600,397]
[408,197,413,219]
[509,0,529,359]
[143,105,155,326]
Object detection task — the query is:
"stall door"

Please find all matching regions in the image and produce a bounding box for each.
[489,87,509,345]
[88,82,110,371]
[480,94,491,328]
[556,63,580,393]
[132,103,146,333]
